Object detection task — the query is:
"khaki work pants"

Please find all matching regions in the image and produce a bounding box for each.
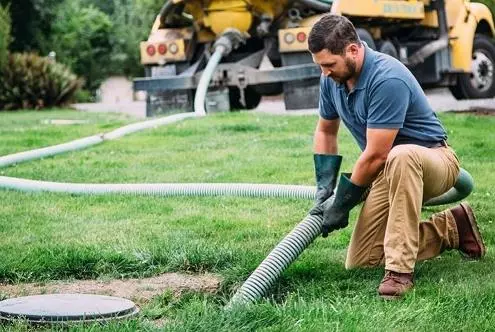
[345,144,461,273]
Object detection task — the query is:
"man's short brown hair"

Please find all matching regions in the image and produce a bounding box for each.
[308,14,360,55]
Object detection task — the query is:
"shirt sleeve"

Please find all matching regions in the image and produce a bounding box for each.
[367,78,410,129]
[318,76,339,120]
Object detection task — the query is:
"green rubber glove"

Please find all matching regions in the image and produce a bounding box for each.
[321,173,368,237]
[313,154,343,203]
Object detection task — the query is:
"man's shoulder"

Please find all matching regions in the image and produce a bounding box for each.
[369,51,415,87]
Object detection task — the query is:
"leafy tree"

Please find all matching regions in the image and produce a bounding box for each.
[108,0,164,77]
[0,4,11,69]
[49,0,113,91]
[0,0,59,53]
[80,0,115,16]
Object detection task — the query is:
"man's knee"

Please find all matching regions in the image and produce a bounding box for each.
[345,251,383,270]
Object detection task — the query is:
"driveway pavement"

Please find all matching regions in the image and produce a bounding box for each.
[73,88,495,119]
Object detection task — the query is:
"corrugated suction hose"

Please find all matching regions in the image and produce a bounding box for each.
[228,206,329,307]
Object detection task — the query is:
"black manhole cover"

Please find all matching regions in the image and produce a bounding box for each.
[0,294,139,324]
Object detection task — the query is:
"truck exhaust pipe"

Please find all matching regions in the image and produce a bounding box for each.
[407,0,450,67]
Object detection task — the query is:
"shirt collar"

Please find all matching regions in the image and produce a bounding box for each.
[355,44,374,90]
[336,43,375,91]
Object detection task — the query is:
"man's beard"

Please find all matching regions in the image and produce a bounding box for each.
[332,57,357,84]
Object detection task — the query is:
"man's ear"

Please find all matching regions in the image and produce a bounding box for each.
[347,43,360,56]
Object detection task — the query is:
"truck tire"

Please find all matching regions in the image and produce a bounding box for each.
[356,28,376,50]
[229,87,262,110]
[378,40,398,59]
[449,34,495,99]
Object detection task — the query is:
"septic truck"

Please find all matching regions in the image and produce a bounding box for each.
[133,0,495,116]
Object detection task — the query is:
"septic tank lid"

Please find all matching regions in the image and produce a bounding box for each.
[0,294,139,324]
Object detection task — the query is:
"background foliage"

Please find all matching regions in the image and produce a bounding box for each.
[49,0,113,91]
[0,4,10,69]
[0,53,82,110]
[0,0,162,94]
[0,0,494,100]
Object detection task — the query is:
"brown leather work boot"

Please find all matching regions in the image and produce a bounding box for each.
[450,203,486,259]
[378,270,414,300]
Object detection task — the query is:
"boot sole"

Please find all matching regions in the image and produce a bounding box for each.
[379,294,402,300]
[460,202,486,259]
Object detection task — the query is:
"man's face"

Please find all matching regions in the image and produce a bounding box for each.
[312,46,357,84]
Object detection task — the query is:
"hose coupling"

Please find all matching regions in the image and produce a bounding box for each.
[214,28,246,56]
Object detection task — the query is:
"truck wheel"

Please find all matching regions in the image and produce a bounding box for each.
[449,34,495,99]
[356,28,376,50]
[229,87,262,110]
[378,40,398,59]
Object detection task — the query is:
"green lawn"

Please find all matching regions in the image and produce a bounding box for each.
[0,109,494,331]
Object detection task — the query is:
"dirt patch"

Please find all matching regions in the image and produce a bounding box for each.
[449,107,495,116]
[0,273,222,304]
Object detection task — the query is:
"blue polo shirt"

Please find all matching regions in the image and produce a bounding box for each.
[319,45,447,151]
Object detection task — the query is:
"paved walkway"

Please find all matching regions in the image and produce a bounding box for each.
[73,88,495,119]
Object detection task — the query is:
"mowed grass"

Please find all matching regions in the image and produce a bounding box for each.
[0,109,494,331]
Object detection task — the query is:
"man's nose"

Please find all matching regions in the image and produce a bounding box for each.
[322,67,331,77]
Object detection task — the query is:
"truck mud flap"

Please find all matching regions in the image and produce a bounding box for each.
[283,78,320,110]
[146,90,194,117]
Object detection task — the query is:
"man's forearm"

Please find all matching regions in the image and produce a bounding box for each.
[350,151,387,186]
[314,131,338,154]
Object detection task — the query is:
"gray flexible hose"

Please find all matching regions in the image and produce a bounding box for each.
[0,113,198,169]
[104,112,197,140]
[194,45,226,116]
[0,168,473,205]
[228,201,331,307]
[0,177,314,199]
[0,135,104,168]
[425,168,474,206]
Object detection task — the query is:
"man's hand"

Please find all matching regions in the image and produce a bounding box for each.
[321,198,350,237]
[309,189,334,216]
[319,173,368,238]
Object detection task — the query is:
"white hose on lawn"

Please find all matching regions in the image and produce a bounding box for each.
[0,112,198,169]
[0,177,315,200]
[194,45,226,116]
[0,135,104,168]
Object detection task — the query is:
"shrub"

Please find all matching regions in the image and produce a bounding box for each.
[0,4,11,69]
[0,53,83,110]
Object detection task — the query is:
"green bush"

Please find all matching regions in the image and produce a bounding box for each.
[0,53,83,110]
[0,4,11,69]
[73,89,95,103]
[49,0,113,92]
